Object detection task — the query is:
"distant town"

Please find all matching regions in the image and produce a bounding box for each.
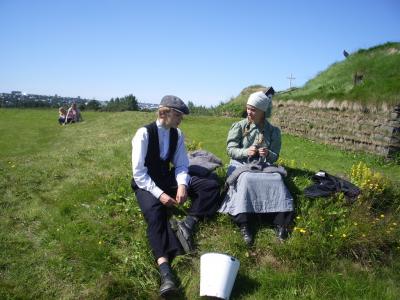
[0,90,158,110]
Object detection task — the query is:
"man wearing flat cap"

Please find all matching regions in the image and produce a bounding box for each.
[131,95,221,296]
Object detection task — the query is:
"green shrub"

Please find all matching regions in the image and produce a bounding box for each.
[273,160,400,269]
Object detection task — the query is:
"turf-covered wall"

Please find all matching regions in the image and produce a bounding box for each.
[271,100,400,158]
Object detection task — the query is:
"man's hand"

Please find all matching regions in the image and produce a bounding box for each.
[175,184,188,205]
[258,147,269,157]
[247,145,258,157]
[159,193,177,207]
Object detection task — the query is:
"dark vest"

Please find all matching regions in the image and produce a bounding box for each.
[131,121,178,191]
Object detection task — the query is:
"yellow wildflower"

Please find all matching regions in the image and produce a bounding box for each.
[353,222,358,226]
[299,229,306,233]
[342,234,347,238]
[380,214,385,218]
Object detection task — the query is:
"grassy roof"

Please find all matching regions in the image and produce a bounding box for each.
[275,42,400,105]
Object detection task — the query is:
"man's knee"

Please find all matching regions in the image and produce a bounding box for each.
[145,205,167,225]
[190,176,220,192]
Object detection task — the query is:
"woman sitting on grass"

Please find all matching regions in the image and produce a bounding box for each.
[58,107,67,125]
[64,102,83,124]
[218,89,294,246]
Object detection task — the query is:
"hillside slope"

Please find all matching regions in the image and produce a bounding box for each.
[216,85,267,116]
[219,42,400,114]
[276,42,400,104]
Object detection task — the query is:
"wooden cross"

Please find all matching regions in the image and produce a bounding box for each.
[287,73,296,89]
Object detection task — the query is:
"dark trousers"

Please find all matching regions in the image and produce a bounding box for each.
[133,175,221,260]
[232,211,294,227]
[59,117,74,124]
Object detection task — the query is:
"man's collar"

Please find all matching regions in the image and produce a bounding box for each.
[156,119,170,130]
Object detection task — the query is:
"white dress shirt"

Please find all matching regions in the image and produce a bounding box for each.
[132,119,190,199]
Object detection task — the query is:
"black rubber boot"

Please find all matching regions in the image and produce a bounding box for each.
[275,225,289,242]
[239,224,254,246]
[159,272,178,297]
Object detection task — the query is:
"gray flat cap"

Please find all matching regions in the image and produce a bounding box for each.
[159,95,190,115]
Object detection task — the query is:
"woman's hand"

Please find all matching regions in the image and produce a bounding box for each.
[258,147,269,157]
[247,145,258,157]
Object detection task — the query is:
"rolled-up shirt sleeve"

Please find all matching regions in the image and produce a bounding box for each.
[132,128,164,199]
[173,130,190,186]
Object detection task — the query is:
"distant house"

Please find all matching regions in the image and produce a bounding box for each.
[138,102,158,110]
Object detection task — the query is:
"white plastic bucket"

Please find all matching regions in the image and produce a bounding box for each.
[200,252,240,300]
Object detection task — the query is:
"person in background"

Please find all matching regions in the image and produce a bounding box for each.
[64,102,83,124]
[58,107,67,125]
[219,88,294,246]
[131,95,221,297]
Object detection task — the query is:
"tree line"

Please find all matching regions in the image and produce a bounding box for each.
[72,94,140,112]
[1,93,244,117]
[100,94,139,112]
[1,94,140,112]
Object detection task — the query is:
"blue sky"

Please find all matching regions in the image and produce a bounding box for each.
[0,0,399,106]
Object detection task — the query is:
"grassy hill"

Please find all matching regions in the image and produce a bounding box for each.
[1,109,400,299]
[219,42,400,114]
[276,42,400,104]
[216,85,268,117]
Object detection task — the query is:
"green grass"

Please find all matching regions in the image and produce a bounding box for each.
[1,109,400,299]
[216,42,400,113]
[275,42,400,105]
